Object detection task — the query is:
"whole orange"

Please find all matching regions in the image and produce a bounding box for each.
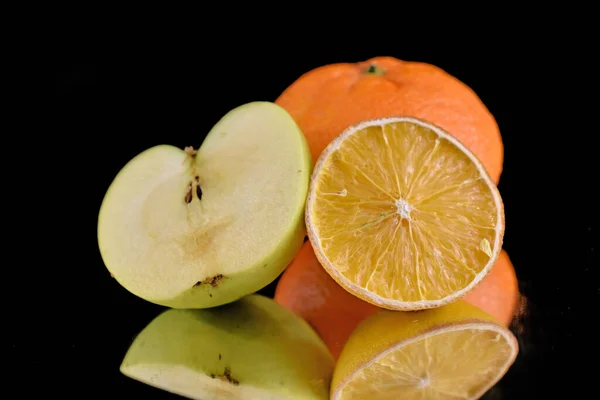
[462,249,520,327]
[276,56,504,183]
[274,241,379,361]
[275,242,519,360]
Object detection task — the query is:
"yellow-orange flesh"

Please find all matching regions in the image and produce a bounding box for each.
[336,324,516,399]
[307,117,503,309]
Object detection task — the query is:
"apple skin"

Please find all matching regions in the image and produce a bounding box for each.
[98,102,312,309]
[121,294,334,400]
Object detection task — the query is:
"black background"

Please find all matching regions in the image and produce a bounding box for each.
[47,25,597,399]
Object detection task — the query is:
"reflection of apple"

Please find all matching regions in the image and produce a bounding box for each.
[121,294,334,400]
[98,102,311,308]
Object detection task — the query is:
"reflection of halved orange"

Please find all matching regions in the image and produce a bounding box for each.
[306,117,504,310]
[331,301,519,400]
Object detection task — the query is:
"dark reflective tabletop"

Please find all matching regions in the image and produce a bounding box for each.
[46,42,596,399]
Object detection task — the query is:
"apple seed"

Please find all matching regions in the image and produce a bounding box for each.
[185,183,193,204]
[184,176,203,204]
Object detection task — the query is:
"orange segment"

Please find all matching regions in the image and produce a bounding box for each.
[306,117,504,310]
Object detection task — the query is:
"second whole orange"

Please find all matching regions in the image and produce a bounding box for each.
[462,249,520,327]
[275,242,520,360]
[274,241,378,360]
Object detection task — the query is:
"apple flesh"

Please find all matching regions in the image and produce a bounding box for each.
[97,102,311,308]
[121,294,334,400]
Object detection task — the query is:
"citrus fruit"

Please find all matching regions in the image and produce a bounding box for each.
[306,116,504,310]
[275,244,519,361]
[98,101,311,309]
[463,249,519,327]
[276,56,503,183]
[121,294,334,400]
[274,241,379,360]
[332,301,519,400]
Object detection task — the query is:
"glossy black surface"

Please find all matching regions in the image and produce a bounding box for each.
[49,39,596,398]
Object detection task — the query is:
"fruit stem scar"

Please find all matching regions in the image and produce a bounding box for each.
[184,146,197,157]
[395,198,413,219]
[364,63,385,76]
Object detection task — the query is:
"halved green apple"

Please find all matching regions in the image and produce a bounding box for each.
[98,102,311,308]
[121,294,334,400]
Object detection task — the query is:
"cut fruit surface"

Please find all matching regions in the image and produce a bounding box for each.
[332,301,518,400]
[121,295,333,400]
[306,116,504,310]
[98,102,311,308]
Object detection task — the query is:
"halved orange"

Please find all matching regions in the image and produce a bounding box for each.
[306,117,504,310]
[331,301,519,400]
